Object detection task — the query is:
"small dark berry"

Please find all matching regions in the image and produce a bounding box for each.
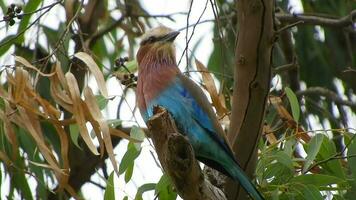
[7,7,13,14]
[3,15,10,21]
[17,15,22,19]
[15,7,22,13]
[8,12,15,18]
[129,73,135,78]
[10,4,16,9]
[123,74,129,79]
[9,19,15,26]
[123,57,129,62]
[133,77,138,81]
[114,59,121,67]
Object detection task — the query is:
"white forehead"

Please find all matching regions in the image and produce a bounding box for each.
[141,26,174,41]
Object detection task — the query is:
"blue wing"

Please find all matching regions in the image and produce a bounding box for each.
[143,77,233,161]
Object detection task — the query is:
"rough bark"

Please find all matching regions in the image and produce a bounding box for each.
[227,0,274,199]
[147,106,226,200]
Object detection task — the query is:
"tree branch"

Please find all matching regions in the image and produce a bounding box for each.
[227,0,274,199]
[147,106,226,200]
[296,87,356,109]
[276,10,356,28]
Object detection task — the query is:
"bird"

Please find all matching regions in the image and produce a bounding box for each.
[136,26,264,200]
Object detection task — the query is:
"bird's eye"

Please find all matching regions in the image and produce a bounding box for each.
[147,36,155,43]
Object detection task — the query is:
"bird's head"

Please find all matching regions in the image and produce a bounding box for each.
[136,26,179,67]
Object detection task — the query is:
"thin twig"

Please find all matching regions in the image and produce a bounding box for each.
[273,63,298,73]
[178,0,209,66]
[276,20,304,34]
[296,87,356,108]
[276,9,356,27]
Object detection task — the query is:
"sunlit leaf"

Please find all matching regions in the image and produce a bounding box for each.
[155,173,177,200]
[130,126,145,150]
[96,94,109,110]
[119,143,140,174]
[124,162,134,183]
[74,52,108,98]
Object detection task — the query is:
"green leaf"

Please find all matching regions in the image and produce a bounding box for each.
[134,183,156,200]
[155,174,177,200]
[119,143,140,174]
[300,185,323,200]
[69,124,82,149]
[107,119,122,128]
[303,134,324,173]
[318,136,345,179]
[130,126,145,150]
[0,34,16,56]
[346,134,356,197]
[124,161,134,183]
[272,151,293,170]
[17,0,42,43]
[290,174,345,187]
[95,94,109,110]
[347,134,356,180]
[12,170,33,200]
[285,87,300,122]
[104,172,115,200]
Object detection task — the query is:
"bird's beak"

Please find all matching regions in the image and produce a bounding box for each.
[161,31,180,42]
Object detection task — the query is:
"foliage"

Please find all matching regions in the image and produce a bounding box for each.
[0,0,355,199]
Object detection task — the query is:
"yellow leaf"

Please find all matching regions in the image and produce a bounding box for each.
[195,59,228,117]
[17,107,62,174]
[65,72,99,155]
[15,56,56,77]
[83,87,119,176]
[74,52,108,98]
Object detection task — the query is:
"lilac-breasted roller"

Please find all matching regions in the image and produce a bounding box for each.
[136,26,264,200]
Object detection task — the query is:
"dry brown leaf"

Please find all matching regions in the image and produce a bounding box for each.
[269,96,311,142]
[52,123,70,187]
[65,72,99,155]
[3,101,19,158]
[13,68,27,103]
[195,59,228,117]
[55,61,69,91]
[109,127,138,141]
[81,100,105,156]
[83,87,119,175]
[15,56,56,77]
[0,150,12,166]
[17,107,62,174]
[74,52,108,98]
[50,76,73,111]
[263,124,278,144]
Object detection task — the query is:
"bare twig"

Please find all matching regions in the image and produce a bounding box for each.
[178,0,209,67]
[276,10,356,27]
[273,63,298,73]
[86,15,125,48]
[296,87,356,108]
